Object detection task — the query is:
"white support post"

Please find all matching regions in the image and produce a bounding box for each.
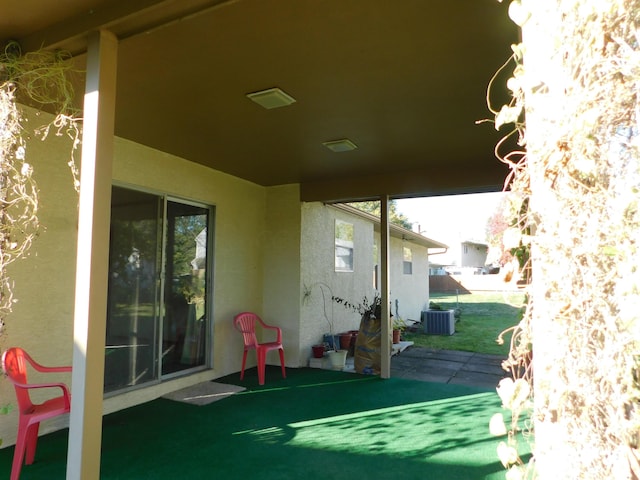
[67,29,117,480]
[380,195,391,379]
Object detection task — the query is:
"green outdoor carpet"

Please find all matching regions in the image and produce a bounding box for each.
[0,367,528,479]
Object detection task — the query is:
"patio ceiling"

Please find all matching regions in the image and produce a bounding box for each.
[1,0,518,202]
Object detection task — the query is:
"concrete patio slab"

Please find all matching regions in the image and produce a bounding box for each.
[390,346,508,390]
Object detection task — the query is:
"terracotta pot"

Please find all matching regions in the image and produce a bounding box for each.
[311,345,325,359]
[339,333,352,350]
[393,329,401,344]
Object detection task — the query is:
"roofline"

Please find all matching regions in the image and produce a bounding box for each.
[461,240,489,248]
[329,203,449,250]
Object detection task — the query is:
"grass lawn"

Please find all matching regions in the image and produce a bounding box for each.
[402,291,526,356]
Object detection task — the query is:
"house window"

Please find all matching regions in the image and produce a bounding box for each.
[403,247,413,275]
[105,186,213,393]
[335,220,354,272]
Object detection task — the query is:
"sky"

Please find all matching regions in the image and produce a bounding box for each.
[396,192,506,245]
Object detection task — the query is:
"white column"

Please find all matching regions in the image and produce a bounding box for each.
[67,29,117,480]
[380,196,391,378]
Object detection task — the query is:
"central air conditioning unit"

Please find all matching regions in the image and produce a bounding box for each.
[421,309,456,335]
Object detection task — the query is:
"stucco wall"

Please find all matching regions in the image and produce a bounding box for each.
[385,236,430,323]
[300,203,376,361]
[262,185,303,366]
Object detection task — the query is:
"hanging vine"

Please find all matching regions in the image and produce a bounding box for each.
[0,41,81,334]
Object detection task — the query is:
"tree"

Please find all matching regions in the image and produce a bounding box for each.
[485,197,511,265]
[347,200,413,230]
[485,194,530,269]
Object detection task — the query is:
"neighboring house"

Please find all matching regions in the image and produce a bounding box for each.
[459,241,489,269]
[430,239,489,275]
[454,240,490,274]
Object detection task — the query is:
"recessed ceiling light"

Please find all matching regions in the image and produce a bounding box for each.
[322,139,358,152]
[246,87,296,109]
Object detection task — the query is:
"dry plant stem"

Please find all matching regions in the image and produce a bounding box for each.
[0,42,81,341]
[0,84,39,334]
[1,41,82,192]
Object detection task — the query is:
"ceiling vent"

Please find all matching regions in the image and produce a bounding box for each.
[322,139,358,152]
[246,87,296,109]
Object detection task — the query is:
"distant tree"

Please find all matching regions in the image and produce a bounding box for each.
[485,198,512,265]
[346,200,413,230]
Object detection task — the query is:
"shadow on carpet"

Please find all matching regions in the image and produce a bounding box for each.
[0,367,529,480]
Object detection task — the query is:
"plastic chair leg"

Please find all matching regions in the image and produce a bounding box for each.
[257,349,266,385]
[11,423,29,480]
[279,349,286,379]
[240,351,248,380]
[25,422,40,465]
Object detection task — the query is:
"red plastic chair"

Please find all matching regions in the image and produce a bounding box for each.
[1,347,71,480]
[233,312,286,385]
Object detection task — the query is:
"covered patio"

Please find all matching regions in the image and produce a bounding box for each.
[0,365,522,480]
[0,1,518,478]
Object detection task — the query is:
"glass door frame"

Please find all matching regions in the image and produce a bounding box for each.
[159,194,215,381]
[105,183,215,394]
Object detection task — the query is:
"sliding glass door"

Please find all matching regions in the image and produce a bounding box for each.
[162,201,209,375]
[105,186,212,393]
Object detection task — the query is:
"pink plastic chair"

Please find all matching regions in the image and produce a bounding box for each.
[2,347,71,480]
[233,312,286,385]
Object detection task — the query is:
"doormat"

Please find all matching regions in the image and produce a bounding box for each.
[162,381,246,406]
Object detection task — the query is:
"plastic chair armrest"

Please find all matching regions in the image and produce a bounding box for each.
[29,361,72,374]
[262,324,282,343]
[15,382,72,409]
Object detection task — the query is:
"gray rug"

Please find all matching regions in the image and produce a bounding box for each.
[162,381,246,406]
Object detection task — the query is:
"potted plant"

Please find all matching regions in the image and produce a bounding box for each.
[393,317,406,344]
[332,293,387,374]
[302,282,348,370]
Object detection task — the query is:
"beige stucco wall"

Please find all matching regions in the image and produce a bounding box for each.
[262,185,303,366]
[385,236,430,323]
[299,203,375,362]
[0,107,301,446]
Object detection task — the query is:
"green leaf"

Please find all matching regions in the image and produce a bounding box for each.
[602,246,619,256]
